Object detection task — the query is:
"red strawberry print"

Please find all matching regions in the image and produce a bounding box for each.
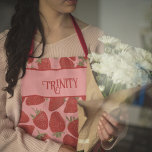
[27,57,34,64]
[49,97,65,111]
[19,111,29,123]
[18,125,35,135]
[64,97,77,113]
[81,96,86,101]
[63,134,77,148]
[49,111,65,137]
[22,96,26,103]
[36,58,51,70]
[31,109,48,130]
[41,134,50,141]
[69,57,76,61]
[36,131,51,141]
[76,65,82,68]
[26,95,45,106]
[68,119,78,137]
[60,57,74,69]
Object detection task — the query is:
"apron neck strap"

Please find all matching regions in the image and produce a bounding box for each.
[29,14,88,59]
[29,39,34,56]
[70,14,88,59]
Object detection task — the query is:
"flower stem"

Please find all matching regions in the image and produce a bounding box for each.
[109,83,115,95]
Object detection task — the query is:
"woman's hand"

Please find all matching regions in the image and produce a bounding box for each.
[97,110,127,148]
[58,144,76,152]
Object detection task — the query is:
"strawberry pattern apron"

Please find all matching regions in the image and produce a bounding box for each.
[17,14,88,149]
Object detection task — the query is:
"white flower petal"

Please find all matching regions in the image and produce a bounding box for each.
[99,85,105,91]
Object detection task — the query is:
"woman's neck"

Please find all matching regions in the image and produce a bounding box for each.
[35,1,88,44]
[38,1,73,35]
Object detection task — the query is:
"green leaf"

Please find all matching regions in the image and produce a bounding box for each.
[66,116,70,121]
[35,110,40,116]
[75,97,79,100]
[102,91,107,98]
[36,135,42,140]
[54,132,64,138]
[30,114,35,119]
[36,59,41,63]
[56,133,58,138]
[59,132,61,137]
[78,62,84,66]
[70,116,72,122]
[78,56,83,59]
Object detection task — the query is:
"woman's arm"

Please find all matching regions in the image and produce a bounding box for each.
[0,32,62,152]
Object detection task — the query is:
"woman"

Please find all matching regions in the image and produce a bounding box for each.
[0,0,126,151]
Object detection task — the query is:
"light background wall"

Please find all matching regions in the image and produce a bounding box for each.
[73,0,152,48]
[72,0,101,27]
[0,0,15,32]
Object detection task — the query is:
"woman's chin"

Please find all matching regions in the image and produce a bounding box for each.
[63,0,77,13]
[63,6,76,13]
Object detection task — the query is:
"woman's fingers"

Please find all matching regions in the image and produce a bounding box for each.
[97,111,127,142]
[97,124,104,141]
[102,112,120,128]
[98,120,110,142]
[100,116,117,137]
[97,116,118,142]
[102,111,126,133]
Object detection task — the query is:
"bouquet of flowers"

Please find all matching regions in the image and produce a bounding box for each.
[88,36,152,98]
[77,36,152,152]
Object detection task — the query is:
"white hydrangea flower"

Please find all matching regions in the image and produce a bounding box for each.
[89,35,152,95]
[98,36,121,46]
[134,47,152,62]
[88,52,102,63]
[139,61,152,71]
[99,85,105,92]
[91,63,102,74]
[115,42,131,52]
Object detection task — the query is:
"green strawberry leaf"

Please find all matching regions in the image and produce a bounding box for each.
[36,59,42,63]
[66,116,70,121]
[78,56,82,59]
[36,135,42,140]
[45,98,49,101]
[35,110,40,116]
[70,116,72,122]
[30,114,35,119]
[75,97,79,100]
[53,132,64,138]
[78,62,84,66]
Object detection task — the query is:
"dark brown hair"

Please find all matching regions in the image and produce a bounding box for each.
[3,0,46,98]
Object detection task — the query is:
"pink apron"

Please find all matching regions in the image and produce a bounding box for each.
[18,14,88,149]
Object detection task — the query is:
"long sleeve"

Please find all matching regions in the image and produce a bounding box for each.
[0,31,62,152]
